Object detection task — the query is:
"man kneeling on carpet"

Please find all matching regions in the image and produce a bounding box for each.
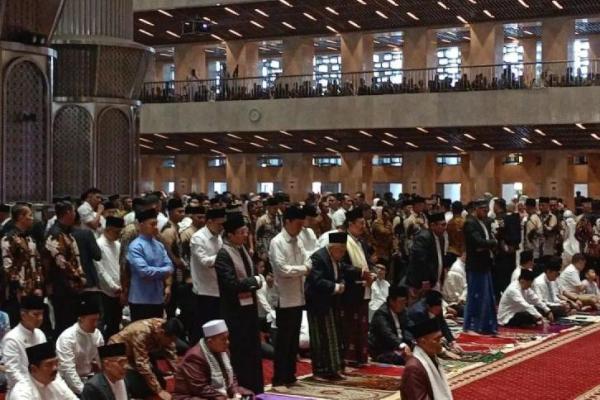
[368,285,413,365]
[498,269,554,327]
[173,320,254,400]
[400,318,453,400]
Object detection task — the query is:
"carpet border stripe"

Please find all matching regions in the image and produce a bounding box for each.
[449,323,600,389]
[574,383,600,400]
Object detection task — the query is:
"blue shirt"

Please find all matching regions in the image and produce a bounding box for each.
[126,235,173,305]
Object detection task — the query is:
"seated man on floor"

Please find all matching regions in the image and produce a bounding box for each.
[8,342,77,400]
[559,253,599,308]
[582,267,600,303]
[81,343,128,400]
[532,257,574,318]
[407,291,457,354]
[400,318,453,400]
[109,318,183,400]
[173,320,254,400]
[56,295,104,395]
[368,286,413,365]
[498,269,553,327]
[442,253,467,317]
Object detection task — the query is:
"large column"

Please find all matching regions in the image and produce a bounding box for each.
[542,17,575,74]
[402,28,437,70]
[282,36,315,76]
[340,153,364,195]
[403,152,435,196]
[226,154,257,194]
[175,44,208,80]
[521,38,538,84]
[467,152,497,199]
[226,41,259,77]
[468,22,504,80]
[340,32,373,74]
[588,35,600,74]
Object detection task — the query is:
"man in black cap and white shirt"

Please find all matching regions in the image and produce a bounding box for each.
[8,342,77,400]
[1,295,47,391]
[81,343,128,400]
[56,295,105,395]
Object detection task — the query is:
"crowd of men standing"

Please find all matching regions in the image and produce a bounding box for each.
[0,188,598,400]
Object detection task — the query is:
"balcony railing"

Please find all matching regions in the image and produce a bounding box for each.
[141,60,600,104]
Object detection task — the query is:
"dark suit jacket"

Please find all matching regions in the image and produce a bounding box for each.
[341,238,372,306]
[72,228,102,288]
[305,247,348,315]
[399,356,434,400]
[464,215,497,272]
[407,299,453,344]
[81,373,129,400]
[407,229,442,289]
[368,303,413,358]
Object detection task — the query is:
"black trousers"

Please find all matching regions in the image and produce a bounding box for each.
[226,308,264,394]
[493,252,516,299]
[130,303,164,322]
[191,295,221,343]
[273,306,303,386]
[506,311,537,327]
[176,283,197,342]
[100,293,123,340]
[51,295,79,336]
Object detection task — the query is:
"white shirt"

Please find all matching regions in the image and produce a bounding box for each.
[443,258,467,304]
[331,208,347,229]
[317,229,338,249]
[298,227,318,255]
[532,273,562,307]
[1,323,47,389]
[157,212,169,232]
[558,264,583,294]
[582,279,599,296]
[269,229,309,308]
[77,201,103,237]
[45,216,57,234]
[106,376,128,400]
[190,226,223,297]
[511,265,531,282]
[256,275,276,322]
[369,279,390,322]
[498,281,549,325]
[94,235,122,297]
[8,375,77,400]
[56,323,104,394]
[123,212,136,226]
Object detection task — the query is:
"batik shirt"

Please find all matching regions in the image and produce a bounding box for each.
[255,213,281,258]
[1,228,43,295]
[45,223,85,294]
[108,318,177,395]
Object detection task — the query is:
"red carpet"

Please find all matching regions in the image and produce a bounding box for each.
[456,332,516,345]
[453,325,600,400]
[351,364,404,378]
[262,359,313,385]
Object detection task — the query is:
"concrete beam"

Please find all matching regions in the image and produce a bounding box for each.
[140,87,600,134]
[133,0,274,11]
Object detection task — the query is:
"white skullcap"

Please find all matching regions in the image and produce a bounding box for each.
[202,319,228,337]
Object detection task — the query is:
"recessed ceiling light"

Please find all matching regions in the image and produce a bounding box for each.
[254,135,268,142]
[250,142,263,148]
[138,29,154,37]
[325,147,338,153]
[576,123,586,130]
[387,0,399,5]
[467,0,476,3]
[464,133,476,140]
[437,136,448,143]
[279,144,293,150]
[483,143,494,149]
[407,12,419,21]
[279,0,293,7]
[280,130,293,136]
[592,133,600,141]
[140,137,153,143]
[166,30,180,38]
[324,136,338,142]
[138,18,155,26]
[406,141,419,148]
[518,0,530,8]
[204,17,218,25]
[381,140,394,147]
[250,20,264,28]
[229,147,242,152]
[552,139,562,146]
[375,10,388,19]
[348,20,361,28]
[552,0,563,9]
[203,138,218,144]
[457,15,468,24]
[524,30,533,35]
[165,145,180,151]
[483,9,495,18]
[153,134,168,139]
[255,8,269,17]
[303,139,316,145]
[383,132,398,139]
[437,1,448,9]
[453,146,465,152]
[359,130,372,137]
[441,39,451,43]
[463,36,471,40]
[228,29,243,37]
[326,46,337,51]
[282,21,296,30]
[325,6,339,15]
[521,137,532,143]
[503,127,515,133]
[303,12,317,21]
[534,129,546,136]
[416,127,428,133]
[356,0,367,4]
[184,141,199,147]
[204,49,215,53]
[140,144,153,150]
[210,149,225,155]
[224,7,239,15]
[158,9,173,17]
[326,25,338,34]
[211,33,223,41]
[347,145,360,151]
[227,133,242,139]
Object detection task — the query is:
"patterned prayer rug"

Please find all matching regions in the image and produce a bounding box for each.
[575,383,600,400]
[347,364,404,377]
[258,394,317,400]
[305,373,401,391]
[269,381,395,400]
